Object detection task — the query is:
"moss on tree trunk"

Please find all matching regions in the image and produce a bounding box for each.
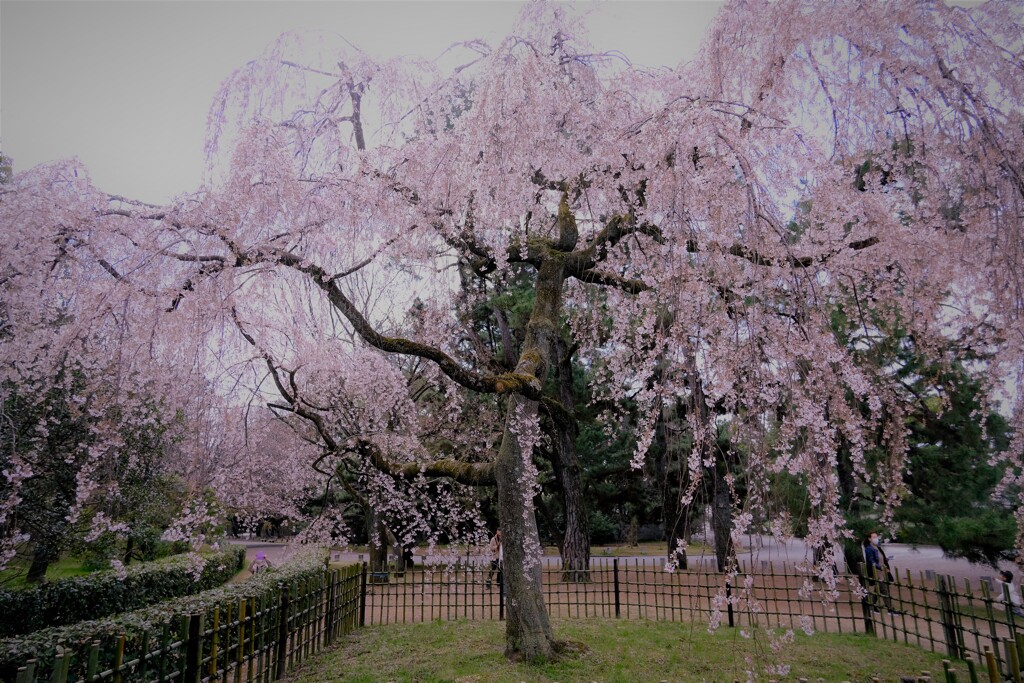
[494,258,568,659]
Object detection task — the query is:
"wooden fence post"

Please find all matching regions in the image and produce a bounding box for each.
[208,606,220,680]
[1001,582,1020,633]
[359,562,368,628]
[275,584,291,681]
[1006,636,1022,683]
[613,558,621,619]
[325,569,337,646]
[157,625,170,683]
[725,580,734,628]
[352,565,361,633]
[964,655,980,683]
[858,565,875,636]
[138,630,150,682]
[943,659,957,683]
[15,659,36,683]
[49,653,68,683]
[86,640,101,681]
[985,645,999,683]
[499,570,505,621]
[235,598,247,683]
[184,612,203,683]
[938,576,964,660]
[111,635,126,683]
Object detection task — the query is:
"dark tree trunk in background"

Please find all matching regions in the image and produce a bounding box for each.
[551,338,590,582]
[26,543,58,584]
[837,436,864,574]
[625,516,639,547]
[666,503,691,570]
[535,493,564,552]
[383,526,414,575]
[368,511,389,581]
[656,398,693,569]
[709,463,735,572]
[709,464,734,572]
[399,546,414,572]
[551,430,590,583]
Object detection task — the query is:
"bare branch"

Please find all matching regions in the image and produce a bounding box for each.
[573,268,649,294]
[357,439,496,487]
[235,246,545,400]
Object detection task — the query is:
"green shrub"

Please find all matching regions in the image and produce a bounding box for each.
[588,510,619,545]
[0,545,245,637]
[0,548,328,683]
[80,535,120,572]
[153,539,191,560]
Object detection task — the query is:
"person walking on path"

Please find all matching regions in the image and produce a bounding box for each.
[864,531,897,614]
[249,551,272,575]
[485,528,502,589]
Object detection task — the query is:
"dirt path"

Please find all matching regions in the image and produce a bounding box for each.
[227,541,294,583]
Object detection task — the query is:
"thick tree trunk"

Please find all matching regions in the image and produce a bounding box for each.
[495,394,555,660]
[26,544,57,584]
[495,257,568,660]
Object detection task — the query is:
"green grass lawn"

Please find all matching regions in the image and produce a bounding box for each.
[0,556,93,589]
[0,545,241,590]
[284,619,951,683]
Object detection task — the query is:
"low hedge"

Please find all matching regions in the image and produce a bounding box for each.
[0,545,246,637]
[0,548,328,682]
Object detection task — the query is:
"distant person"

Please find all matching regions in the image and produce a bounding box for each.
[485,528,502,589]
[999,570,1024,617]
[864,531,897,614]
[249,551,271,575]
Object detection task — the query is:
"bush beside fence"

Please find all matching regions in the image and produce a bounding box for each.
[0,546,246,638]
[0,549,355,683]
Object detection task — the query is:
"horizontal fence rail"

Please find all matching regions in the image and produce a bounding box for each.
[9,565,361,683]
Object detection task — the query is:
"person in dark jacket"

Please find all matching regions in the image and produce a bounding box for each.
[864,531,897,614]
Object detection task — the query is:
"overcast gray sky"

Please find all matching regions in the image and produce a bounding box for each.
[1,1,721,204]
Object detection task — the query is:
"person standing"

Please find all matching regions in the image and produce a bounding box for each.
[864,531,896,614]
[485,528,502,589]
[999,570,1024,617]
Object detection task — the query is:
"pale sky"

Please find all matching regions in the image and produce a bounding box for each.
[1,1,721,204]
